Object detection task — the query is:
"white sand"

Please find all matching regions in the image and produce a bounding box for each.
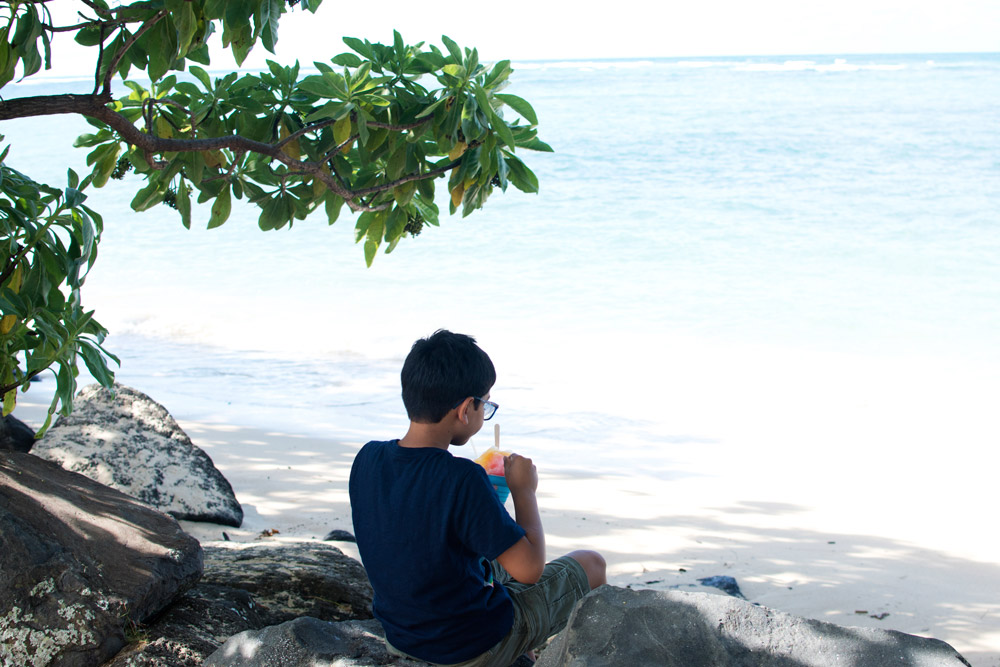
[13,396,1000,666]
[154,421,1000,666]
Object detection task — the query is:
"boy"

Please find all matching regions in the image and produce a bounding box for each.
[349,330,606,667]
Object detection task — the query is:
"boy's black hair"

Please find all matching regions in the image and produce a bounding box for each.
[401,330,496,423]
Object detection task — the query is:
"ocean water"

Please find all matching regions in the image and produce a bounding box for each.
[4,53,999,482]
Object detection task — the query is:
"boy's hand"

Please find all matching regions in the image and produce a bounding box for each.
[504,453,538,494]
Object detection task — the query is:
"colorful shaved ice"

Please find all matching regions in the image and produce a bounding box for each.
[474,448,510,476]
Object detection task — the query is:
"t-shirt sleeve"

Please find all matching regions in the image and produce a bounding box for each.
[451,466,526,561]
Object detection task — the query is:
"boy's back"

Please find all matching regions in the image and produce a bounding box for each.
[349,330,605,667]
[350,439,525,663]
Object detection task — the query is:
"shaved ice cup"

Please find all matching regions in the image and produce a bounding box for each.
[488,474,510,503]
[475,447,511,503]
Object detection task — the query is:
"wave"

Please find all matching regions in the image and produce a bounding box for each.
[734,58,908,73]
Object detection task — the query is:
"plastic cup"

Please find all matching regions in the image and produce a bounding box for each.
[488,474,510,503]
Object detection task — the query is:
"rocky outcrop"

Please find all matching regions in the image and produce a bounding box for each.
[102,541,374,666]
[200,542,373,623]
[33,383,243,526]
[102,584,266,667]
[0,413,35,452]
[115,561,973,667]
[203,617,423,667]
[535,586,971,667]
[0,450,203,667]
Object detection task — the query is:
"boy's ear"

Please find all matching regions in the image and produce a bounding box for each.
[455,396,475,425]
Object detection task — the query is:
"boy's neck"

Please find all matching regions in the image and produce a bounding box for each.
[398,422,454,450]
[398,396,480,450]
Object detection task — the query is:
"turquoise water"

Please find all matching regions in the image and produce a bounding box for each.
[4,53,999,476]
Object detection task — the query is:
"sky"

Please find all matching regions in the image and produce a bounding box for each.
[260,0,1000,62]
[34,0,1000,79]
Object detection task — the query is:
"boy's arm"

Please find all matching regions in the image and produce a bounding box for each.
[496,454,546,584]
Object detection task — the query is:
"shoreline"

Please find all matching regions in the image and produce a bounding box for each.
[11,394,1000,666]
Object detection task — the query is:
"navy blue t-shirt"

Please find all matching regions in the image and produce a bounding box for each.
[349,440,526,664]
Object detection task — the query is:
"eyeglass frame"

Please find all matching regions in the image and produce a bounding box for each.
[452,396,499,421]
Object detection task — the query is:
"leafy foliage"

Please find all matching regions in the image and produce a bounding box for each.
[0,0,547,431]
[0,156,117,433]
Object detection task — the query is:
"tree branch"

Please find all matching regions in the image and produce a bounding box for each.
[80,0,116,19]
[0,370,42,398]
[322,134,358,163]
[103,10,167,95]
[367,118,431,131]
[0,93,112,120]
[43,20,113,33]
[0,93,449,211]
[274,115,432,152]
[352,158,461,198]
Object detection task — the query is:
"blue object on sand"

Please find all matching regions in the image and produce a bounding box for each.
[697,575,746,599]
[488,474,510,503]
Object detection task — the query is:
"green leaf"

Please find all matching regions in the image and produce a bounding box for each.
[484,60,511,88]
[258,195,284,230]
[343,36,372,59]
[64,187,87,209]
[323,71,350,99]
[393,181,416,207]
[517,137,554,152]
[177,178,192,229]
[332,52,363,67]
[355,211,374,241]
[186,43,211,65]
[465,48,479,76]
[227,21,254,66]
[208,184,232,228]
[472,85,492,115]
[130,181,164,211]
[505,156,538,193]
[441,35,463,63]
[3,387,15,417]
[74,26,103,47]
[364,238,377,266]
[92,143,121,188]
[385,205,407,242]
[54,361,77,416]
[79,340,115,387]
[349,62,372,91]
[168,0,199,55]
[496,94,538,125]
[0,38,14,89]
[145,19,176,82]
[415,95,449,119]
[324,193,344,224]
[494,147,509,190]
[298,75,340,98]
[488,107,516,149]
[258,0,282,53]
[189,65,213,90]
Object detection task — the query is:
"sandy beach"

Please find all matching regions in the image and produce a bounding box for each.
[178,420,1000,667]
[15,389,999,666]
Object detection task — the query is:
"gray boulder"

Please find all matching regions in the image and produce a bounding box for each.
[200,541,374,623]
[536,586,971,667]
[203,617,424,667]
[102,584,266,667]
[0,450,203,667]
[0,413,35,452]
[102,541,375,666]
[33,383,243,526]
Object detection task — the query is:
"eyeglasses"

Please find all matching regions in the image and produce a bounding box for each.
[452,396,499,421]
[476,397,499,421]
